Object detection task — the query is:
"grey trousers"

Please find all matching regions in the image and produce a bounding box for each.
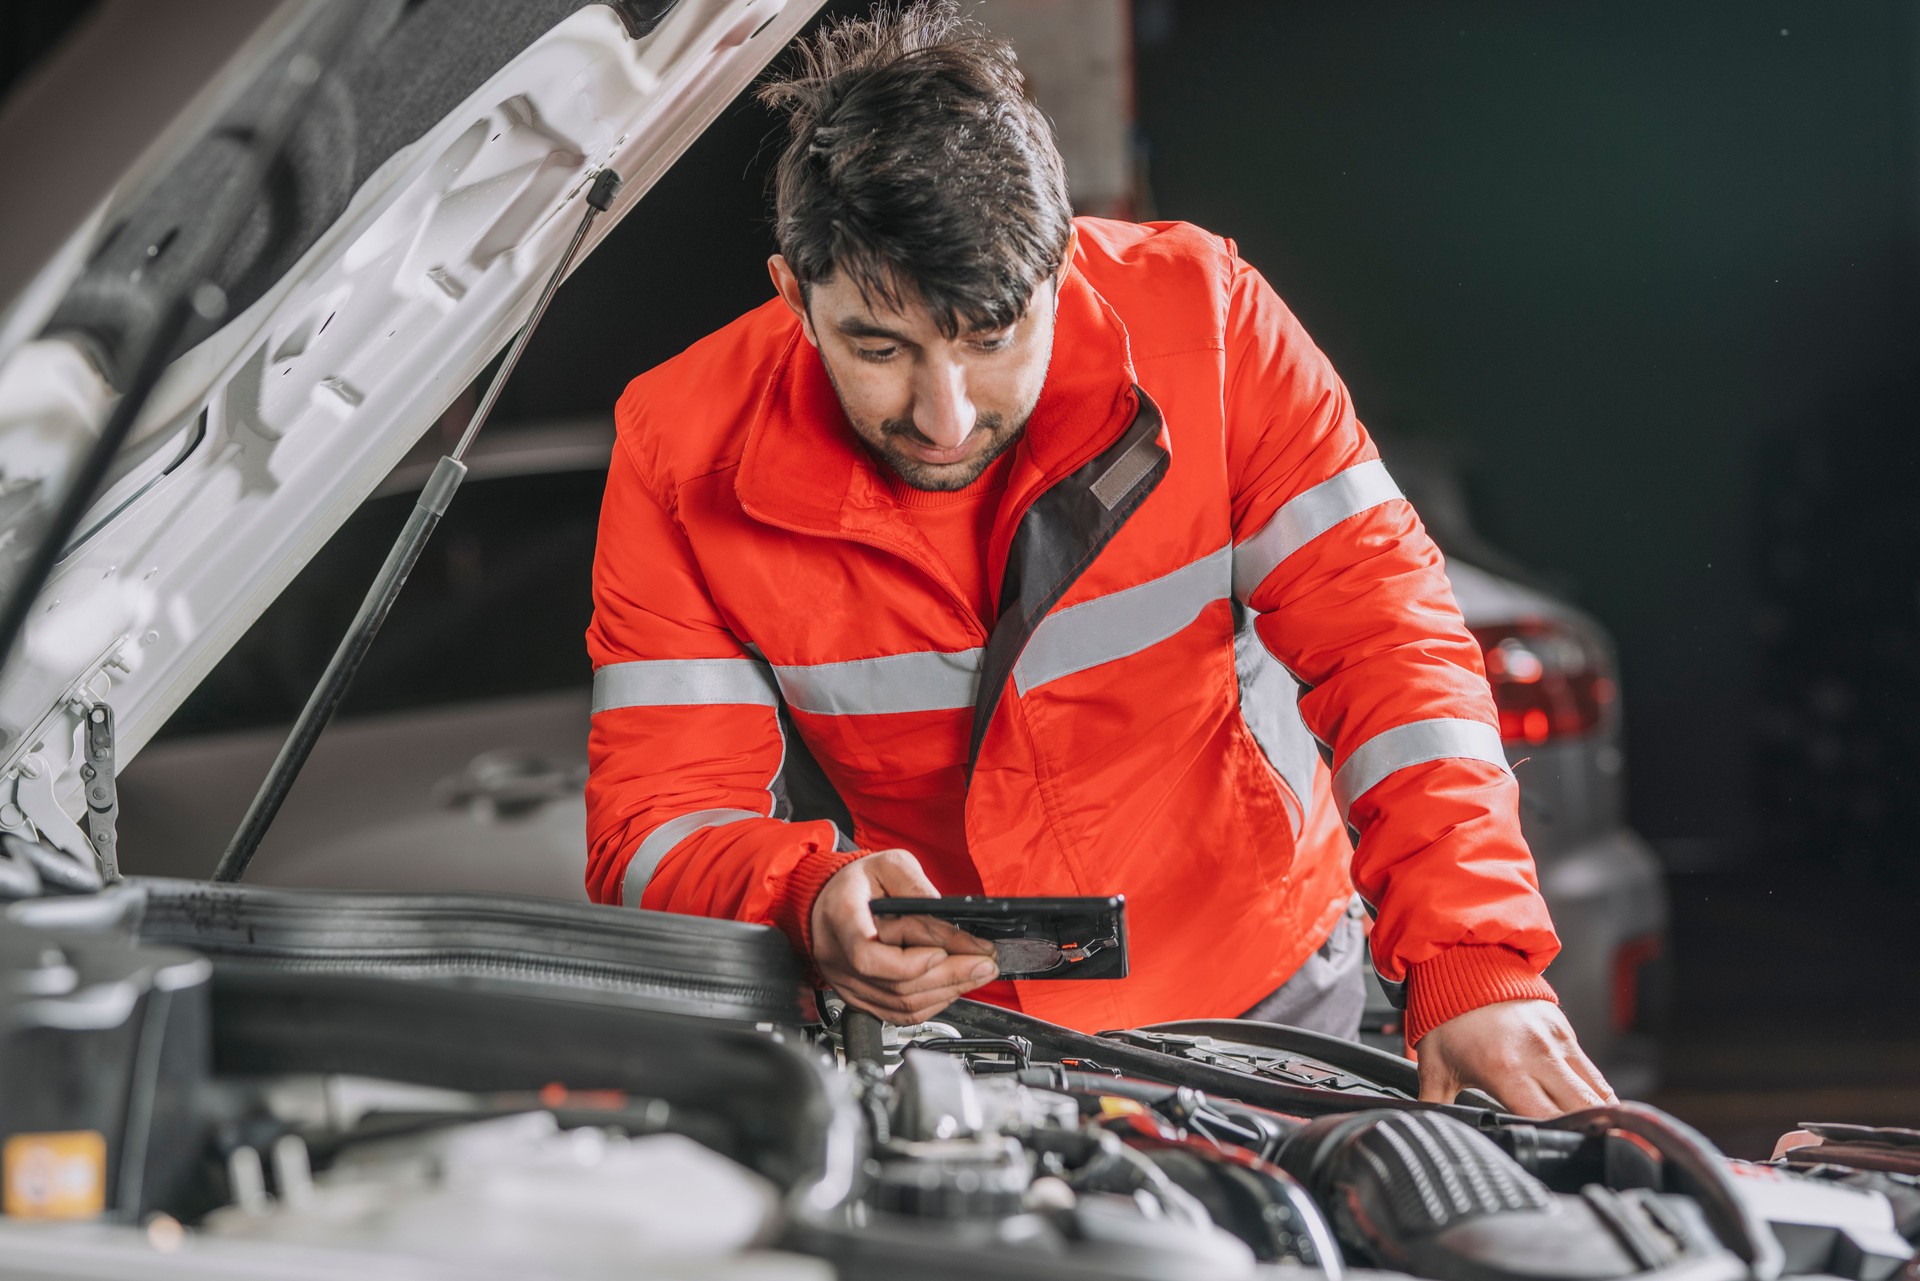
[1237,897,1369,1040]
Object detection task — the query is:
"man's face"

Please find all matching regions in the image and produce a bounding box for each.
[770,256,1059,491]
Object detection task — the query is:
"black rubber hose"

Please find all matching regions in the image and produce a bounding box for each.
[945,998,1513,1123]
[842,1008,886,1070]
[1135,1017,1504,1112]
[1544,1102,1784,1279]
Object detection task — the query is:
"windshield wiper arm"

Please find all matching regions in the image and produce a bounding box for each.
[212,168,623,884]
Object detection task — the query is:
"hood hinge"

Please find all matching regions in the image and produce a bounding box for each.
[0,635,131,887]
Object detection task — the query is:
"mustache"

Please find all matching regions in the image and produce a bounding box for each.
[881,412,1006,446]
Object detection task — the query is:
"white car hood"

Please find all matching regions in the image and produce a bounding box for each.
[0,0,820,865]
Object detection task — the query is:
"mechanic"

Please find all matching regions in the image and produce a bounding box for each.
[585,2,1615,1116]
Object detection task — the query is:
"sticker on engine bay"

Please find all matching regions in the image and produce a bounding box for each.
[3,1130,106,1220]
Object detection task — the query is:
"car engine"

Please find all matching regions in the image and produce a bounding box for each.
[0,876,1914,1281]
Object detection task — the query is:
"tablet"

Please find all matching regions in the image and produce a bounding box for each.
[870,894,1128,980]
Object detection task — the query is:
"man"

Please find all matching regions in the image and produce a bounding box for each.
[585,2,1614,1116]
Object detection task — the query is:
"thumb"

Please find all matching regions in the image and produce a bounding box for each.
[867,848,939,897]
[1416,1052,1461,1106]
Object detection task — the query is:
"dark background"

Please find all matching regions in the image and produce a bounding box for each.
[499,1,1920,1143]
[505,0,1920,898]
[8,1,1920,1149]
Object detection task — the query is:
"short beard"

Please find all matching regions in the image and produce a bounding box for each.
[817,357,1039,492]
[872,411,1027,491]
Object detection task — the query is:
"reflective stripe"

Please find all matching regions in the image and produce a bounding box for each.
[766,547,1235,712]
[1014,545,1232,695]
[621,807,763,905]
[1232,459,1403,603]
[773,648,982,716]
[593,658,778,713]
[1332,718,1511,817]
[1232,620,1319,835]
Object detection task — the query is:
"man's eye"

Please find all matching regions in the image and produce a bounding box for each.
[855,345,898,362]
[971,336,1012,353]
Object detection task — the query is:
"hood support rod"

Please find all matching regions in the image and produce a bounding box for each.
[212,169,623,884]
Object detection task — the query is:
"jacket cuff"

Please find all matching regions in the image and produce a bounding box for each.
[769,845,866,973]
[1405,944,1558,1048]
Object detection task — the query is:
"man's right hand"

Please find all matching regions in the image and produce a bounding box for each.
[810,848,998,1024]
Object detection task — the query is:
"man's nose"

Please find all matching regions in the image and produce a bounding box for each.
[913,358,977,449]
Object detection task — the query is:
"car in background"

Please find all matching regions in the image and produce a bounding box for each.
[1374,440,1669,1094]
[115,418,1671,1095]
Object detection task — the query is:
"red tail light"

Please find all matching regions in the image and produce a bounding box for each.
[1470,619,1615,745]
[1609,934,1665,1035]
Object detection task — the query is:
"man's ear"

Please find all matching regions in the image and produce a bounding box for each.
[768,254,818,348]
[1054,225,1079,294]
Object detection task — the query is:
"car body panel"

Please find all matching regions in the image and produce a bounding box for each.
[117,689,591,897]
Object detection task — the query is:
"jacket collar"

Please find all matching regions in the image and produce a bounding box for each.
[736,259,1141,541]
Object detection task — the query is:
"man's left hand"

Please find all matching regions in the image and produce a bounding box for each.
[1415,999,1617,1117]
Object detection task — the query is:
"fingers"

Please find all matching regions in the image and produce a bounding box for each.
[1412,999,1620,1119]
[1491,1077,1560,1120]
[844,934,993,987]
[832,949,998,1023]
[809,848,997,1023]
[1537,1051,1612,1114]
[1564,1045,1619,1105]
[838,982,975,1025]
[874,913,996,955]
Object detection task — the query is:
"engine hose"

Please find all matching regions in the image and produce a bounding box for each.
[1023,1069,1305,1126]
[1545,1103,1784,1280]
[1020,1127,1211,1230]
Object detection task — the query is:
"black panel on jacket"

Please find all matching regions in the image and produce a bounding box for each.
[967,389,1170,773]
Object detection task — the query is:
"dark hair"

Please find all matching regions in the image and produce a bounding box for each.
[758,1,1073,338]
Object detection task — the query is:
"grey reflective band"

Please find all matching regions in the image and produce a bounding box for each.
[621,807,764,905]
[773,648,982,716]
[1233,622,1319,835]
[1332,718,1511,818]
[1232,459,1404,604]
[593,658,778,713]
[1014,545,1232,695]
[768,547,1236,713]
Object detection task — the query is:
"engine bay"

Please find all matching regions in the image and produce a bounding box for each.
[0,878,1914,1280]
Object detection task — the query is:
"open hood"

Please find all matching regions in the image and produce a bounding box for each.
[0,0,821,871]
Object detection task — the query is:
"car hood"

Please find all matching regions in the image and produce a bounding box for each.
[0,0,820,868]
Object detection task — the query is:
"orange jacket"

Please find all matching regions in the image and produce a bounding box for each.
[586,218,1559,1041]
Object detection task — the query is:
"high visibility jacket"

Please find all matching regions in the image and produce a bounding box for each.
[586,218,1559,1041]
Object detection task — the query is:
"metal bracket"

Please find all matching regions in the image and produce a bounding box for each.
[80,703,119,882]
[0,635,130,885]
